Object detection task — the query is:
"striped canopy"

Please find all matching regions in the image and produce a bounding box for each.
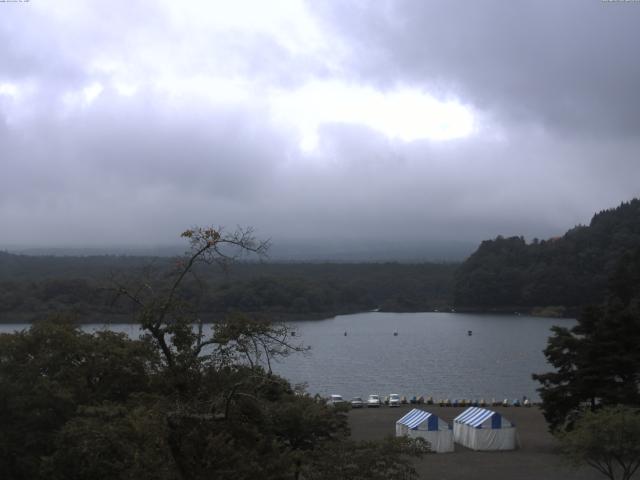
[397,409,438,430]
[454,407,504,429]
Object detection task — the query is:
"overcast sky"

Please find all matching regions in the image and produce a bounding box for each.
[1,0,639,256]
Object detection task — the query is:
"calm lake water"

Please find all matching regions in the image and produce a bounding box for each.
[276,312,572,401]
[0,312,572,401]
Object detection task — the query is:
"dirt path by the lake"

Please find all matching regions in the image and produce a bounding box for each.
[349,405,604,480]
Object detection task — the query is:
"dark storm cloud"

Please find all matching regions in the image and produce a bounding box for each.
[310,0,640,138]
[1,1,639,255]
[0,89,293,244]
[271,124,640,241]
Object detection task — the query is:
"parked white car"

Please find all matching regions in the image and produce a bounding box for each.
[367,394,382,407]
[351,397,364,408]
[328,394,346,407]
[388,393,401,407]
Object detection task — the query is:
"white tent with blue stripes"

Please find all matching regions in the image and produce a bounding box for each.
[453,407,517,451]
[396,409,454,453]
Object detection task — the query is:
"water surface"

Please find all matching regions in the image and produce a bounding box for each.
[0,312,571,401]
[272,312,572,401]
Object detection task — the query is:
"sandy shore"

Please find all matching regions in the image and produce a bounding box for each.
[349,405,602,480]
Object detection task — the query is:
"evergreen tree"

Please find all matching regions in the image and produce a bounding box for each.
[533,248,640,431]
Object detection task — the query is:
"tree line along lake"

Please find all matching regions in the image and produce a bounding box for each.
[0,311,572,401]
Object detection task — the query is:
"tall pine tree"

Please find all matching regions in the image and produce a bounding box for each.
[533,248,640,431]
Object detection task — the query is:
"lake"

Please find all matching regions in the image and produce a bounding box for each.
[0,312,572,401]
[275,312,571,401]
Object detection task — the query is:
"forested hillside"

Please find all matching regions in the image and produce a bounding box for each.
[0,254,455,322]
[6,198,639,322]
[454,199,640,314]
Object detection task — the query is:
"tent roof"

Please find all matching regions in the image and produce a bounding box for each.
[454,407,498,428]
[397,409,436,429]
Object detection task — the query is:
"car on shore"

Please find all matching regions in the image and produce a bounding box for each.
[328,394,346,407]
[351,396,364,408]
[367,394,382,407]
[388,393,401,407]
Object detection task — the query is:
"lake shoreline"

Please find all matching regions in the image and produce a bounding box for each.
[3,312,571,402]
[0,310,354,325]
[0,306,577,325]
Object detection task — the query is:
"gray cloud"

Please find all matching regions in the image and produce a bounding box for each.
[1,1,639,257]
[310,0,640,138]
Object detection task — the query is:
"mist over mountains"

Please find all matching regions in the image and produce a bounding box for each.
[4,238,477,263]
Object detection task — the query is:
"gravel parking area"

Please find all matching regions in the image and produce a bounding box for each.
[348,405,603,480]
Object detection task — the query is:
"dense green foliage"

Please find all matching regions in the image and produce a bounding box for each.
[533,248,640,431]
[559,406,640,480]
[2,319,419,480]
[0,226,427,479]
[0,254,455,322]
[0,319,163,479]
[454,199,640,312]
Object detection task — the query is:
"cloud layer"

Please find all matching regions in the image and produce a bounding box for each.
[1,0,639,256]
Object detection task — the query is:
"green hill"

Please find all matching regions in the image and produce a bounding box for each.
[453,198,640,315]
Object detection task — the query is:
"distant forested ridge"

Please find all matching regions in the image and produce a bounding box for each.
[6,198,639,322]
[454,199,640,315]
[0,254,455,322]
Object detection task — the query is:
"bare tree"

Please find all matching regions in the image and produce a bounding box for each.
[110,225,302,371]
